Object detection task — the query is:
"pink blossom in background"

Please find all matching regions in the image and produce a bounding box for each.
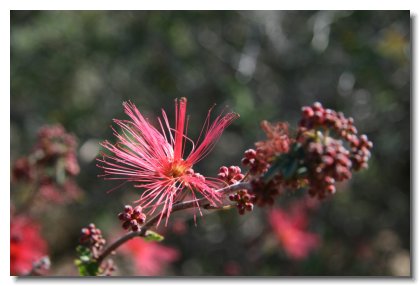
[98,98,238,225]
[38,179,82,204]
[120,237,180,276]
[224,261,241,276]
[268,200,320,260]
[12,124,82,205]
[10,215,48,275]
[170,218,188,235]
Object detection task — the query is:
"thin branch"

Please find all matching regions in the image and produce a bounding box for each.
[95,231,141,265]
[96,181,252,265]
[142,181,251,229]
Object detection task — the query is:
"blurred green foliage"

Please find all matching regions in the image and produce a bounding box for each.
[11,11,410,276]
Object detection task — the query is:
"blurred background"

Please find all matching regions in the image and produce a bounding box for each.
[11,11,410,276]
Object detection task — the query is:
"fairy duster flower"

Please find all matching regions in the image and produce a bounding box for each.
[98,98,238,226]
[120,237,180,276]
[268,200,320,260]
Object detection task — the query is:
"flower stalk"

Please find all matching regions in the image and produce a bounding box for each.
[96,181,251,265]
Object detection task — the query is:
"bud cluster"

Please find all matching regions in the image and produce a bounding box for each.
[36,125,79,175]
[299,102,357,139]
[241,149,259,171]
[118,205,146,232]
[12,124,82,204]
[229,189,255,215]
[296,102,373,198]
[303,137,352,198]
[182,168,207,183]
[250,177,282,207]
[350,134,373,171]
[79,223,106,251]
[218,166,244,185]
[241,121,291,176]
[241,102,372,203]
[101,259,116,276]
[298,102,373,170]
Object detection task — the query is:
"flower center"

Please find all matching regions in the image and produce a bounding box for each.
[163,160,190,178]
[170,164,186,178]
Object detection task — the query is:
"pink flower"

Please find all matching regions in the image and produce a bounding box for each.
[10,215,48,275]
[120,237,180,276]
[38,179,82,204]
[224,261,241,276]
[98,98,238,225]
[12,124,82,205]
[268,200,320,260]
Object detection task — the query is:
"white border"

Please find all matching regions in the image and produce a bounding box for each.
[4,0,416,10]
[3,2,418,286]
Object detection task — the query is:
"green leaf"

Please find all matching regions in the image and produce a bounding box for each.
[75,246,100,276]
[144,230,165,242]
[263,143,305,182]
[76,245,90,256]
[282,158,299,180]
[75,259,100,276]
[263,154,286,182]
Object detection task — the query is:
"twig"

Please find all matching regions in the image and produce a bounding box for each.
[96,181,252,265]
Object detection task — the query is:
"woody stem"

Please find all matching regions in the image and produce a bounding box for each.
[96,181,252,266]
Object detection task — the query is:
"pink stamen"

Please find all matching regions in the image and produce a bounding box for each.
[97,99,238,226]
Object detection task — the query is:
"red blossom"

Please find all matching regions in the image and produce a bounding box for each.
[120,237,180,276]
[98,98,238,226]
[10,215,48,275]
[268,201,320,260]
